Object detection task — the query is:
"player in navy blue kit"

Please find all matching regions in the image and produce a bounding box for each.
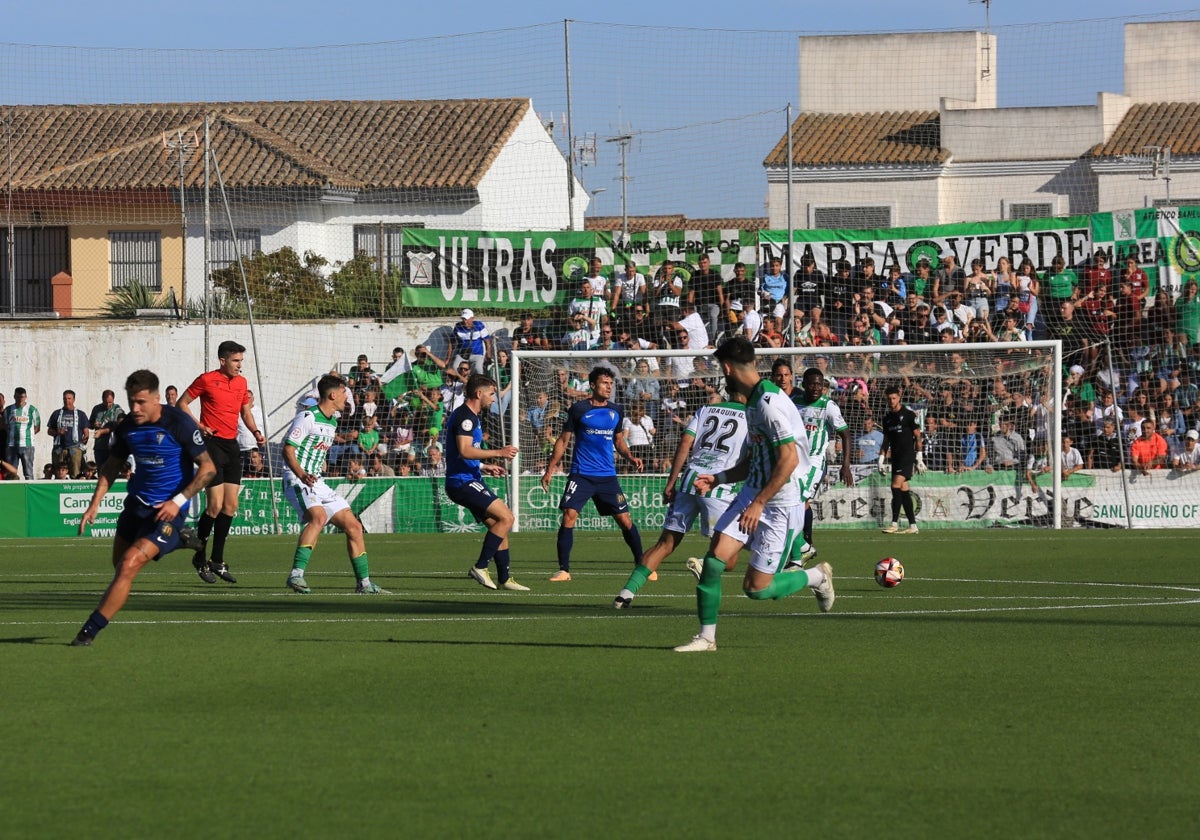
[445,374,529,592]
[540,366,644,581]
[71,370,216,646]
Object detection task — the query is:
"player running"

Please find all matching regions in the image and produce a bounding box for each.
[283,374,387,594]
[675,337,835,653]
[540,366,644,582]
[612,391,748,609]
[446,374,529,591]
[783,366,853,569]
[71,370,215,646]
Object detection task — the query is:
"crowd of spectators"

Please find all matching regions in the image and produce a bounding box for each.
[8,249,1200,485]
[495,249,1200,480]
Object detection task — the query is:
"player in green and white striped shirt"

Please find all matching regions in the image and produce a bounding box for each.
[674,338,835,653]
[282,373,387,595]
[783,366,853,569]
[612,393,748,609]
[4,387,41,480]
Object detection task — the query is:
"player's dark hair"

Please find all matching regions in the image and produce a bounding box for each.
[217,340,245,359]
[802,367,823,383]
[770,357,793,374]
[466,374,498,399]
[317,373,344,400]
[714,336,756,366]
[588,366,615,387]
[885,385,901,396]
[62,389,75,398]
[125,369,160,395]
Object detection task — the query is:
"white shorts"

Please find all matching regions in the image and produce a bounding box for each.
[714,486,803,575]
[803,464,828,502]
[663,492,732,537]
[284,476,351,519]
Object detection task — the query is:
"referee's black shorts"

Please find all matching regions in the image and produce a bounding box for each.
[206,436,243,485]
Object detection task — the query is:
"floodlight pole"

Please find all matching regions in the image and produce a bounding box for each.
[606,133,633,244]
[203,115,212,363]
[786,103,795,347]
[5,111,14,317]
[563,20,577,231]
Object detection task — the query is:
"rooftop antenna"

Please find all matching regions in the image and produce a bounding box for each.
[1121,145,1172,205]
[969,0,992,79]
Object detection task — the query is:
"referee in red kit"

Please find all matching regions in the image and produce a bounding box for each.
[177,340,265,583]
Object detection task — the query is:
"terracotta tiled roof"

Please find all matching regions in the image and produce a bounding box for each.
[1089,102,1200,158]
[764,111,947,167]
[4,99,531,192]
[585,215,767,232]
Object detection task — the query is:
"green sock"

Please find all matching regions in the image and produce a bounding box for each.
[697,554,725,625]
[623,564,653,595]
[351,552,370,581]
[292,545,313,572]
[746,568,811,601]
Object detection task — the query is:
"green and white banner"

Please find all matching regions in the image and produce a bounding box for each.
[1089,206,1200,294]
[400,229,596,309]
[598,228,759,282]
[760,216,1094,278]
[3,470,1197,538]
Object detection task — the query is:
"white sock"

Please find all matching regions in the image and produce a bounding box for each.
[806,566,826,588]
[618,588,633,600]
[359,576,371,586]
[699,624,717,642]
[290,568,304,578]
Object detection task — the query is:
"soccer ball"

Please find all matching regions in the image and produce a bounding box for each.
[874,557,904,588]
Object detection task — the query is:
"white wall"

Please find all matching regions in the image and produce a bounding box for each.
[1097,170,1200,210]
[799,31,996,113]
[939,163,1092,222]
[477,107,588,230]
[0,317,519,462]
[941,103,1102,162]
[767,173,942,229]
[1125,21,1200,104]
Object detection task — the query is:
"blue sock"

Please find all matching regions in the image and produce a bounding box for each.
[477,531,502,569]
[556,526,574,572]
[495,548,512,583]
[622,523,645,564]
[81,610,109,638]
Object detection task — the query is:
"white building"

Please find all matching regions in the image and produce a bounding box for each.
[765,22,1200,230]
[1,98,588,316]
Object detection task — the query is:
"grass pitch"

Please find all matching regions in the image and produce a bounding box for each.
[2,529,1198,839]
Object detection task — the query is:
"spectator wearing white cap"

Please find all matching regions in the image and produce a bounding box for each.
[1065,363,1095,405]
[1175,429,1200,471]
[453,309,491,375]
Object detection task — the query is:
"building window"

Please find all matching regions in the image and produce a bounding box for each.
[211,228,262,271]
[354,223,423,272]
[110,231,162,290]
[1006,202,1053,220]
[812,206,891,229]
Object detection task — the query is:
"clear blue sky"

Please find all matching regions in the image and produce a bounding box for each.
[6,3,1199,219]
[5,2,1198,47]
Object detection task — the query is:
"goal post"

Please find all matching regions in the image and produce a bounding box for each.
[510,341,1065,533]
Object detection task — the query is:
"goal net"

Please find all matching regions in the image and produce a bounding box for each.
[511,341,1079,532]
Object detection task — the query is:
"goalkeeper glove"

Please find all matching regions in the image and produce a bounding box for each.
[877,454,886,473]
[916,453,927,474]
